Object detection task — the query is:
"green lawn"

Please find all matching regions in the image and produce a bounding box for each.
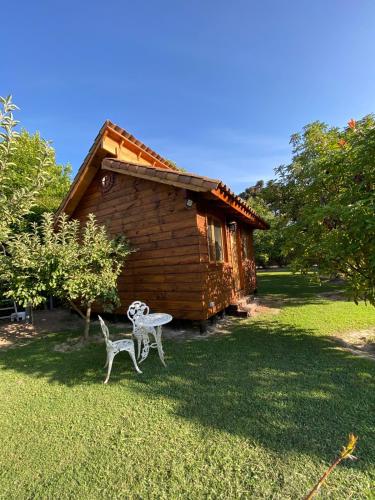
[0,272,374,499]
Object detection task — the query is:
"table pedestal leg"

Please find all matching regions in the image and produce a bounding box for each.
[155,326,166,367]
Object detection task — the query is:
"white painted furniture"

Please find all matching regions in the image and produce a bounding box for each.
[98,315,142,384]
[127,301,172,367]
[11,311,26,322]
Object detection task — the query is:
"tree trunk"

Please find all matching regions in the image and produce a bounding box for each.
[25,303,33,324]
[83,302,92,341]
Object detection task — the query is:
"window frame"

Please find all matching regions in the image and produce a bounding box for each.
[241,228,252,260]
[207,215,226,263]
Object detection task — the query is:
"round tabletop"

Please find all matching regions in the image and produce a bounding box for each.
[137,313,173,328]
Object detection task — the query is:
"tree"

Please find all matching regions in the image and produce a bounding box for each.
[6,129,71,221]
[247,196,286,267]
[166,159,186,172]
[240,180,286,267]
[0,95,50,243]
[2,213,132,339]
[276,116,375,304]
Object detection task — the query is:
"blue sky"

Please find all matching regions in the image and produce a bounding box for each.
[2,0,375,192]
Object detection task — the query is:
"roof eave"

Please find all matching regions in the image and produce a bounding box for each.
[102,158,220,192]
[211,185,270,230]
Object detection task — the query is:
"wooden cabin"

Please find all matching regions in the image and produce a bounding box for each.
[57,121,269,323]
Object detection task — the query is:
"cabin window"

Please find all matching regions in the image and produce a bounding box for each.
[242,230,251,259]
[207,216,224,262]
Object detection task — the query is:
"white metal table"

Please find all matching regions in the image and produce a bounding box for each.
[136,313,172,366]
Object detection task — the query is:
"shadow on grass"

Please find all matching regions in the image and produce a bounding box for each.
[139,321,374,462]
[0,319,374,462]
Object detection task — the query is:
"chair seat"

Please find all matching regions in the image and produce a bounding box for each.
[112,339,134,351]
[98,315,142,383]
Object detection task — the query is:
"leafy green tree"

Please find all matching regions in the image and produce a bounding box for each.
[240,180,286,266]
[0,95,50,242]
[246,196,285,267]
[7,129,71,220]
[276,117,375,304]
[166,159,186,172]
[2,213,132,339]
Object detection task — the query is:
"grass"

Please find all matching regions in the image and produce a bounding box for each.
[0,271,374,499]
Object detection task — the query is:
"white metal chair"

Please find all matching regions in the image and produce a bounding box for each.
[98,315,142,384]
[127,301,166,366]
[11,302,26,322]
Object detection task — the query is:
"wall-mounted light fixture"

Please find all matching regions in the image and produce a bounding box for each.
[227,221,237,233]
[185,198,194,208]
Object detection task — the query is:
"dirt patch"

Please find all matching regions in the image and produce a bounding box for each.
[0,322,36,349]
[163,316,243,342]
[239,297,281,316]
[249,299,281,316]
[0,303,278,351]
[0,308,84,350]
[54,316,243,351]
[53,335,103,352]
[332,328,375,361]
[254,304,281,316]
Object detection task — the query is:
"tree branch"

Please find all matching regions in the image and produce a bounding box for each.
[68,299,85,320]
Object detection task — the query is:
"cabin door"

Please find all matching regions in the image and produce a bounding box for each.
[229,230,242,291]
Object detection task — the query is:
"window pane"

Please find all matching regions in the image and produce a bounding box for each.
[213,222,223,261]
[207,216,224,262]
[207,218,216,261]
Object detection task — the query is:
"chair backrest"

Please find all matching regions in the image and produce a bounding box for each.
[127,301,149,326]
[98,315,112,347]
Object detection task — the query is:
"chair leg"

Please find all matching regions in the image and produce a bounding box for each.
[104,353,115,384]
[136,337,142,360]
[128,345,142,374]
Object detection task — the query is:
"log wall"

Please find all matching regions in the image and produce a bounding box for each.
[71,169,205,320]
[71,169,258,321]
[196,204,257,319]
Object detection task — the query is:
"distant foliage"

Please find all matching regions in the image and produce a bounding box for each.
[240,180,286,267]
[166,159,186,172]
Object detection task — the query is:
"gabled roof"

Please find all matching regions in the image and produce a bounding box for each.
[102,120,176,169]
[57,121,269,229]
[56,120,175,216]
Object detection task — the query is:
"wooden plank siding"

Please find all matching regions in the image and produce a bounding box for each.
[196,204,257,319]
[71,170,205,320]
